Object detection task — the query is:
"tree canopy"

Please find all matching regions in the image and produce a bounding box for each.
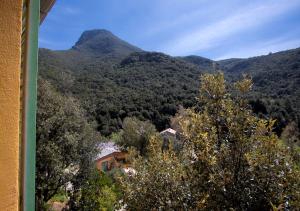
[116,117,158,155]
[36,79,99,209]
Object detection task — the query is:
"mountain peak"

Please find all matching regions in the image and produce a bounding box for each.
[72,29,142,57]
[75,29,113,46]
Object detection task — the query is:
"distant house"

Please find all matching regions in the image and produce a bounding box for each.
[160,128,177,138]
[95,142,129,172]
[160,128,180,150]
[160,128,176,149]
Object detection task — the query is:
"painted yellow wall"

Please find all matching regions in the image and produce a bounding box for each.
[0,0,23,210]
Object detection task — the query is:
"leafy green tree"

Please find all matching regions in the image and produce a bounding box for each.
[281,121,300,148]
[281,121,300,164]
[119,73,300,210]
[180,73,300,210]
[36,79,99,209]
[69,170,120,211]
[119,137,192,210]
[118,117,157,155]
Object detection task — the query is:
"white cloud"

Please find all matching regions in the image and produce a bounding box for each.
[44,5,81,23]
[63,6,81,15]
[161,0,300,56]
[141,0,231,39]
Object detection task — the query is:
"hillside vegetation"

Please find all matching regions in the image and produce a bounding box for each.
[39,29,300,135]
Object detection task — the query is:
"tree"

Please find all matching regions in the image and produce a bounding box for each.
[180,73,300,210]
[281,121,300,147]
[281,121,300,164]
[119,73,300,210]
[117,117,157,155]
[69,170,120,211]
[36,79,99,209]
[119,136,192,210]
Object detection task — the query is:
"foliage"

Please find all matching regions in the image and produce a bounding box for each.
[36,79,99,209]
[281,122,300,164]
[69,169,121,211]
[180,73,300,210]
[119,73,300,210]
[281,121,300,147]
[117,117,158,155]
[216,48,300,134]
[50,192,68,203]
[119,137,192,210]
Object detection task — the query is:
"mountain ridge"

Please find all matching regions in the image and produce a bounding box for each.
[41,29,300,63]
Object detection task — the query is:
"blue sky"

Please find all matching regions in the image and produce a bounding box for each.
[39,0,300,60]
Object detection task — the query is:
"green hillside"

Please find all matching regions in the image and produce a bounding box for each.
[39,29,300,135]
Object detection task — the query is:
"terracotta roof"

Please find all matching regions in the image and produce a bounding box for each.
[40,0,56,24]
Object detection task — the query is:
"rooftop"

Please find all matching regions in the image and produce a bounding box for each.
[160,128,177,135]
[96,141,120,160]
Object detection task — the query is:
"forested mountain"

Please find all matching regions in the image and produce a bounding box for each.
[179,55,215,71]
[39,29,300,136]
[183,48,300,133]
[222,49,300,133]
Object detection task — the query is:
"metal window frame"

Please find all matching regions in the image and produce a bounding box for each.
[21,0,40,210]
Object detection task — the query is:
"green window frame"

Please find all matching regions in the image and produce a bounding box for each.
[21,0,40,210]
[102,161,109,171]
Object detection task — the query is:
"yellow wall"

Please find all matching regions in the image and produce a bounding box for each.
[0,0,23,210]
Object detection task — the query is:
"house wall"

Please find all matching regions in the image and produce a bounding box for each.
[96,156,114,171]
[96,152,128,171]
[0,0,23,210]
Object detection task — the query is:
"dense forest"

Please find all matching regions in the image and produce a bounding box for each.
[39,29,300,136]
